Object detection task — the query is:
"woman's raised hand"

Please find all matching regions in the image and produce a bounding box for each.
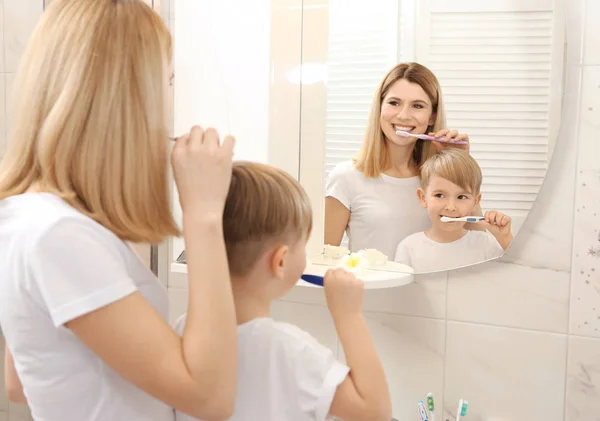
[429,128,470,153]
[171,126,235,216]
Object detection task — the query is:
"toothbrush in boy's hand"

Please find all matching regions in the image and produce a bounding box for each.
[455,399,468,421]
[426,393,435,421]
[440,216,484,223]
[417,400,429,421]
[396,130,469,145]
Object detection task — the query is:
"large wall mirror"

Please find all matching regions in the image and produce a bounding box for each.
[300,0,567,275]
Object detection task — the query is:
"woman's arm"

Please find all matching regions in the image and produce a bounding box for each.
[68,127,238,421]
[67,216,236,421]
[324,197,350,246]
[4,345,27,403]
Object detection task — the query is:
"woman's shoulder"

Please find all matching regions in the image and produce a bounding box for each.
[328,160,364,184]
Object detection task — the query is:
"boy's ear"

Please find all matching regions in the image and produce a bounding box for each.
[269,245,289,280]
[417,188,428,208]
[475,192,482,206]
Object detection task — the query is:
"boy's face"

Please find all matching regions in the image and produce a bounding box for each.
[418,176,481,231]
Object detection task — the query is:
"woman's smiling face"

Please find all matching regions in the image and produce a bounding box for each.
[380,78,436,147]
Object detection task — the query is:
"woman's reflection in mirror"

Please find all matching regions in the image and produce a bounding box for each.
[325,62,481,259]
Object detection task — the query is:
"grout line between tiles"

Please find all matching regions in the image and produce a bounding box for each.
[442,270,449,420]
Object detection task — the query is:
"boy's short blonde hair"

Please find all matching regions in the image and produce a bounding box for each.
[223,161,312,276]
[420,149,482,194]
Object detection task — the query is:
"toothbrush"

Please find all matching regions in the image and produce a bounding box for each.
[455,399,468,421]
[426,393,435,421]
[440,216,484,223]
[396,130,469,145]
[417,400,429,421]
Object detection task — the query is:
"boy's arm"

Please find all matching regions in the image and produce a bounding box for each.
[329,314,391,421]
[4,345,27,403]
[324,269,391,421]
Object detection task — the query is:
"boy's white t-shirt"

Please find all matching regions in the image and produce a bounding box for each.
[394,230,504,273]
[174,315,350,421]
[0,193,174,421]
[326,161,431,258]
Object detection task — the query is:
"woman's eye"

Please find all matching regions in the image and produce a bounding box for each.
[413,104,423,109]
[389,101,399,106]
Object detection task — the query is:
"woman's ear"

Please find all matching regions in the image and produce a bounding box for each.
[269,245,288,280]
[417,188,428,208]
[428,112,437,127]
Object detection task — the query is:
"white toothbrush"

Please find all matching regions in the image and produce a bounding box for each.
[456,399,468,421]
[440,216,484,223]
[396,130,469,145]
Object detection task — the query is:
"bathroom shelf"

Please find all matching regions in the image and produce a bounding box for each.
[170,262,414,290]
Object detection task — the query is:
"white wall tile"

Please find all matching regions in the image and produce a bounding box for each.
[569,66,600,338]
[7,402,31,421]
[0,411,7,421]
[361,313,445,421]
[583,0,600,65]
[444,322,567,421]
[362,272,447,319]
[0,76,5,159]
[3,0,43,73]
[566,336,600,421]
[448,261,570,333]
[0,3,5,73]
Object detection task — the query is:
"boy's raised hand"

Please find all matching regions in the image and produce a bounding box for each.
[481,210,513,250]
[323,268,364,320]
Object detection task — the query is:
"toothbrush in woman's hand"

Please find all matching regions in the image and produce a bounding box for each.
[396,130,469,145]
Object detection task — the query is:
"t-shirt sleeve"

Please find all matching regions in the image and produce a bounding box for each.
[394,238,412,266]
[29,217,138,327]
[325,162,354,209]
[483,232,505,260]
[284,328,350,421]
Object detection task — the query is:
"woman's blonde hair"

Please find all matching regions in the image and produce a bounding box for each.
[223,161,312,277]
[0,0,179,244]
[354,62,448,178]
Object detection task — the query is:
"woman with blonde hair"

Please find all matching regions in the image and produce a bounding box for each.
[0,1,237,420]
[325,62,473,259]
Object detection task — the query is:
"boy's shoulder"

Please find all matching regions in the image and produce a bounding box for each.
[397,231,428,247]
[173,314,321,351]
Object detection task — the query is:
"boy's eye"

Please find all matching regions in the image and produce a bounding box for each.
[434,193,444,198]
[458,194,469,200]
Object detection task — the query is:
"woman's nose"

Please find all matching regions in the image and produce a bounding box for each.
[395,106,411,120]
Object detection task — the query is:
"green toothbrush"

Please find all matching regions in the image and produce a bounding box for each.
[426,393,435,421]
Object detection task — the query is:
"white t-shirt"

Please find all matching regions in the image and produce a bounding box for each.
[174,315,349,421]
[0,193,174,421]
[326,161,431,259]
[394,230,504,273]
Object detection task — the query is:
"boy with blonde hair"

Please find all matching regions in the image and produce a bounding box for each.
[175,161,391,421]
[394,148,513,273]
